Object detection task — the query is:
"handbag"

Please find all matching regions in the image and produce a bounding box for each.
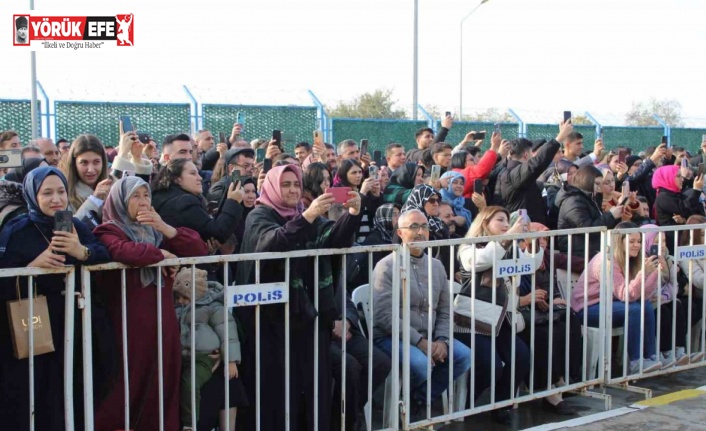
[6,277,55,359]
[453,294,507,336]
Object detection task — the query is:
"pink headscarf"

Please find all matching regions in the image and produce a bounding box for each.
[256,164,305,220]
[651,165,681,194]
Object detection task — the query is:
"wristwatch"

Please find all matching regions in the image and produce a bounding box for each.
[83,246,91,261]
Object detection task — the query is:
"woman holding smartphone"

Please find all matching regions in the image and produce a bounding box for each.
[332,158,381,240]
[0,166,110,431]
[62,134,112,228]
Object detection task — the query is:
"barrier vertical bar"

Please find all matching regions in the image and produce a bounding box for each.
[313,255,319,431]
[121,269,130,431]
[448,244,455,413]
[28,276,35,431]
[340,255,347,431]
[399,247,408,429]
[81,267,95,430]
[426,247,433,419]
[284,258,291,431]
[189,265,196,430]
[223,261,230,429]
[158,268,165,431]
[366,252,374,431]
[255,260,261,431]
[548,235,555,391]
[64,268,76,431]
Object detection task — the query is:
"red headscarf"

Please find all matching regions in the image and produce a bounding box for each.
[256,164,305,220]
[651,165,681,194]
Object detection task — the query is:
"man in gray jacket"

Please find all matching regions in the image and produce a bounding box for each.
[372,209,471,404]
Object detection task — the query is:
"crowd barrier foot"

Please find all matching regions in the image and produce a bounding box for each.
[607,381,653,399]
[568,386,613,410]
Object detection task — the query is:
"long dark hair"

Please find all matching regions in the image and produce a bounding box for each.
[451,151,467,169]
[337,158,363,189]
[63,134,108,210]
[152,158,193,193]
[303,162,331,198]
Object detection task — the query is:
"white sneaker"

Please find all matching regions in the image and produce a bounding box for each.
[660,351,676,368]
[674,348,690,367]
[629,358,662,374]
[690,352,705,363]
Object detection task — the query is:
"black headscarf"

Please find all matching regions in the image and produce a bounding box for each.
[4,157,47,183]
[390,163,423,190]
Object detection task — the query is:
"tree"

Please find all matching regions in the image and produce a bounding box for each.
[327,89,408,119]
[461,108,513,123]
[571,114,593,125]
[625,98,684,127]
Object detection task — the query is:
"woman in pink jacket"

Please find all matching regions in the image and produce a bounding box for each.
[570,221,663,374]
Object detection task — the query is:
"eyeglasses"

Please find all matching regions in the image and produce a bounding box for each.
[427,197,440,204]
[236,163,255,170]
[399,223,430,232]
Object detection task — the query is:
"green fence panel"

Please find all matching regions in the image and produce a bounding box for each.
[671,128,706,154]
[203,105,317,153]
[434,121,520,145]
[55,101,190,148]
[601,126,663,153]
[0,100,40,143]
[331,118,428,153]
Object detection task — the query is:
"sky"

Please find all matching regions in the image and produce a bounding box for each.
[2,0,706,126]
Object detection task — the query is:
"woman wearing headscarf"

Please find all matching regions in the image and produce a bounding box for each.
[382,162,424,207]
[653,164,705,255]
[0,167,110,431]
[235,165,363,431]
[401,184,448,241]
[93,176,208,431]
[439,171,476,231]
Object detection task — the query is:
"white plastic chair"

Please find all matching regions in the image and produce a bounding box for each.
[352,284,467,428]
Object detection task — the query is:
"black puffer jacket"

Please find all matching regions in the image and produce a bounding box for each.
[654,187,704,255]
[498,139,560,224]
[555,184,618,257]
[152,184,242,243]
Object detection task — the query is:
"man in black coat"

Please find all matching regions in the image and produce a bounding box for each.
[497,121,570,224]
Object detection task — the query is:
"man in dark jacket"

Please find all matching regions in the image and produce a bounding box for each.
[406,115,452,164]
[207,147,255,207]
[497,122,568,224]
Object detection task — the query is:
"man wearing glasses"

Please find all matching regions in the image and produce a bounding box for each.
[207,147,254,204]
[371,209,471,408]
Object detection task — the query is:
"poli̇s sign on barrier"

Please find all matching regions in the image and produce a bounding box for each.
[226,283,288,307]
[677,245,706,261]
[494,257,536,278]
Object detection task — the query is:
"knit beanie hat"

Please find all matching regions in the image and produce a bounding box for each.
[173,267,208,301]
[625,155,642,169]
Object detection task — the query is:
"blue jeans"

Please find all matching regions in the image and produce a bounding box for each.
[374,337,472,403]
[578,300,656,361]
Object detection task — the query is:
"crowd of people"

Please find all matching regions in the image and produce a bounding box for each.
[0,114,705,430]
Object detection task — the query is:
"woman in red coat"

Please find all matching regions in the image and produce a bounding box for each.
[93,176,208,431]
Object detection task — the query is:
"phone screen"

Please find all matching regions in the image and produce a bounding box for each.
[325,187,352,204]
[219,132,226,144]
[474,179,483,195]
[700,163,705,176]
[563,111,572,123]
[237,112,245,126]
[430,165,441,183]
[263,158,273,173]
[445,111,451,118]
[360,139,369,157]
[54,210,73,233]
[272,130,282,147]
[662,135,669,146]
[373,150,382,166]
[256,148,265,162]
[230,170,240,185]
[473,131,486,140]
[494,123,501,134]
[618,150,627,164]
[120,115,133,133]
[649,245,659,257]
[369,166,379,180]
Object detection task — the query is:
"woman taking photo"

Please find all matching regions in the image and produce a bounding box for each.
[653,165,704,255]
[302,162,331,209]
[151,158,244,245]
[333,158,381,239]
[555,164,623,258]
[456,206,532,424]
[0,166,110,431]
[235,164,363,430]
[383,162,425,207]
[571,221,662,374]
[62,134,112,228]
[93,176,208,431]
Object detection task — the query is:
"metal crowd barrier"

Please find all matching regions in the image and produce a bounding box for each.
[9,224,706,431]
[0,265,77,431]
[605,224,706,396]
[401,227,610,429]
[79,244,401,431]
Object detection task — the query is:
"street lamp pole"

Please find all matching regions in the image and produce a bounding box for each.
[413,0,419,119]
[459,0,489,120]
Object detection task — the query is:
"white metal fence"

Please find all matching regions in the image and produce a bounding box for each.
[5,225,706,430]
